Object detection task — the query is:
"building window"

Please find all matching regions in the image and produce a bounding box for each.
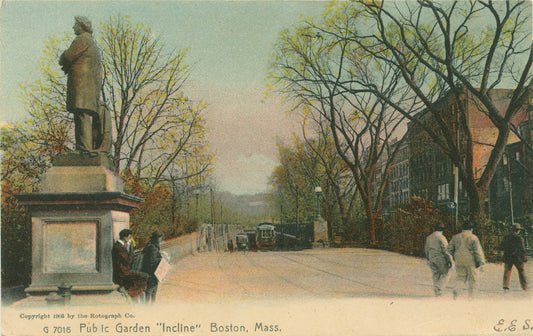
[438,183,450,201]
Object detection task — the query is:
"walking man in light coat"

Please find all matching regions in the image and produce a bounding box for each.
[448,220,486,298]
[425,222,453,296]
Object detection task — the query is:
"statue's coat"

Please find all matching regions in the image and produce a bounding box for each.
[60,31,102,114]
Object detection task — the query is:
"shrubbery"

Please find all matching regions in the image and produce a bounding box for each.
[378,197,450,257]
[377,197,532,262]
[129,186,198,249]
[1,189,32,288]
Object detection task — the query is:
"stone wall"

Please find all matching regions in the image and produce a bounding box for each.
[160,232,199,262]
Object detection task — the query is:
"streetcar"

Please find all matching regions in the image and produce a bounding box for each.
[255,222,276,250]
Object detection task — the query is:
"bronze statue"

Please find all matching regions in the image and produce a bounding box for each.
[59,16,110,155]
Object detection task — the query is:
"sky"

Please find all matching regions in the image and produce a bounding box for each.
[0,0,326,195]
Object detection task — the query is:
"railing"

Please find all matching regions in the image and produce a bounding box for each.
[196,223,246,253]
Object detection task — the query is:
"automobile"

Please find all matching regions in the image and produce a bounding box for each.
[235,233,249,251]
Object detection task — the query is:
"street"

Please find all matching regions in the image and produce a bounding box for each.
[158,248,533,303]
[4,247,532,336]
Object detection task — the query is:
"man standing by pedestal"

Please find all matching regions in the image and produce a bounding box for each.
[59,16,102,153]
[141,230,163,304]
[425,222,453,296]
[499,223,528,292]
[448,220,486,299]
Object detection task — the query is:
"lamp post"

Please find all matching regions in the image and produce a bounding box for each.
[448,201,456,233]
[314,186,322,221]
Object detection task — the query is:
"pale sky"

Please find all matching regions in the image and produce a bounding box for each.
[0,0,325,194]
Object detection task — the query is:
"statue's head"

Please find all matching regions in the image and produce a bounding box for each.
[74,16,93,34]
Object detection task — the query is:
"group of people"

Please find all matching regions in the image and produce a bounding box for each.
[111,229,164,304]
[425,220,528,298]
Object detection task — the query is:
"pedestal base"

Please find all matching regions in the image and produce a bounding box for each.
[15,194,140,295]
[25,284,118,296]
[313,218,328,244]
[16,164,141,295]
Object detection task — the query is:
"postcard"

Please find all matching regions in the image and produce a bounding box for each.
[1,1,532,335]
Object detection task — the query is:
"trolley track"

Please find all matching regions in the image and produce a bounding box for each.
[273,253,396,295]
[242,252,323,297]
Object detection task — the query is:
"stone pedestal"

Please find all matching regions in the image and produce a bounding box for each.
[16,155,141,295]
[313,218,328,243]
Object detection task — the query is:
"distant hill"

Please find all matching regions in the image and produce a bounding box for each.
[215,191,272,224]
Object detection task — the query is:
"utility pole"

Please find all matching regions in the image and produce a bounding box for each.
[504,152,515,225]
[454,166,459,233]
[455,99,462,233]
[210,187,216,225]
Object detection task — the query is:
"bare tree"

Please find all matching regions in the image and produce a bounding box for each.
[100,15,211,181]
[301,122,359,243]
[268,5,407,244]
[351,0,532,230]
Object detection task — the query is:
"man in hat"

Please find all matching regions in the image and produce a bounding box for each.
[448,220,486,298]
[425,222,453,296]
[499,223,528,292]
[141,230,164,304]
[111,229,148,300]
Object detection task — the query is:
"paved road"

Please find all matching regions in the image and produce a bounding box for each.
[158,248,532,303]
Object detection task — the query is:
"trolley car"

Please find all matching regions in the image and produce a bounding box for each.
[255,222,276,250]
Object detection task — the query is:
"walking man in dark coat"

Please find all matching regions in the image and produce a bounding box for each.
[111,229,148,299]
[499,223,528,292]
[141,230,163,304]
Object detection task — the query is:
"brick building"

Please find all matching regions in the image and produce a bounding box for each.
[382,88,532,229]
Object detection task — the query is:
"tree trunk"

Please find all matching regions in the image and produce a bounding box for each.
[468,187,487,244]
[363,196,377,245]
[461,170,488,244]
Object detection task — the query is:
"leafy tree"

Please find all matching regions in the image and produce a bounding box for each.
[269,138,318,224]
[1,182,32,287]
[130,186,174,247]
[1,33,72,192]
[268,2,406,244]
[267,134,367,244]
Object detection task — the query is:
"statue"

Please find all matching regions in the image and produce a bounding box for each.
[59,16,110,155]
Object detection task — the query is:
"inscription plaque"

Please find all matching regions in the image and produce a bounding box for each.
[43,221,98,273]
